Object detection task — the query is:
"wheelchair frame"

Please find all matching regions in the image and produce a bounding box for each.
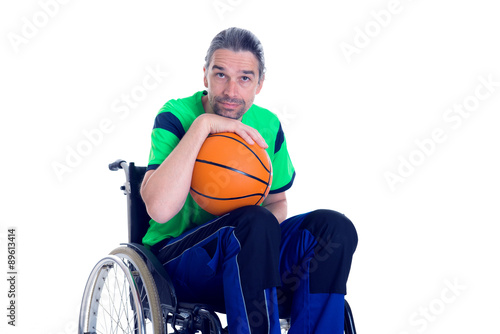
[78,160,357,334]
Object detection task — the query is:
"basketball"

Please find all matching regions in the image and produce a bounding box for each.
[190,132,273,216]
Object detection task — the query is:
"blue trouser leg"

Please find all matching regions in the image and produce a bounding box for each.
[278,210,358,334]
[154,206,282,334]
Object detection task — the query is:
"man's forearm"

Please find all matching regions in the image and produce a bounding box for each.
[141,118,209,223]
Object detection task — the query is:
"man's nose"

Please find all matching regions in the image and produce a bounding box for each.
[223,79,238,97]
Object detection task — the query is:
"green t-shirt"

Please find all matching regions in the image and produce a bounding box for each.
[142,90,295,247]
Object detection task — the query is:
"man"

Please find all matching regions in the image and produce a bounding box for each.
[140,27,357,334]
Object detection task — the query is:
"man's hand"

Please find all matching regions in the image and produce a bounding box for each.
[198,113,268,149]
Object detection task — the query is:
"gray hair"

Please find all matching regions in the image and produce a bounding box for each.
[204,27,266,83]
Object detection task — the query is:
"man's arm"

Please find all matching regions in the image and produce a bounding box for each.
[140,113,268,224]
[262,192,287,223]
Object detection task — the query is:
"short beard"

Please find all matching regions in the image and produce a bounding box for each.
[210,95,248,120]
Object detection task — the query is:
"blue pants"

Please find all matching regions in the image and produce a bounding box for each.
[152,206,358,334]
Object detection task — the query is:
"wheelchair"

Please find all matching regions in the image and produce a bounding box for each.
[79,160,358,334]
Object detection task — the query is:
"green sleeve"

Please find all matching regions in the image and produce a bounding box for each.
[148,127,180,169]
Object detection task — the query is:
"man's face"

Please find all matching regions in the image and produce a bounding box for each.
[204,49,264,120]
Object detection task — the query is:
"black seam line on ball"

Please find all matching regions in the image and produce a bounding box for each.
[195,159,269,185]
[190,187,266,201]
[208,134,271,173]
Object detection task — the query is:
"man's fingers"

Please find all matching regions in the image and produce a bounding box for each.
[204,114,268,149]
[238,128,268,149]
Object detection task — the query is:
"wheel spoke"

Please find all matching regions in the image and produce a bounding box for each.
[80,248,162,334]
[96,265,138,333]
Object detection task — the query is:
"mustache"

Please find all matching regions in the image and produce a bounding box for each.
[215,96,245,105]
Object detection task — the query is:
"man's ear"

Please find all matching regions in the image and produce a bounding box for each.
[203,67,208,88]
[256,73,265,94]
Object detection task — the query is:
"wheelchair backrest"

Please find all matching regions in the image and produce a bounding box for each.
[124,162,151,244]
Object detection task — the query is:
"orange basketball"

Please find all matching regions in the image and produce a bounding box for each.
[190,132,273,216]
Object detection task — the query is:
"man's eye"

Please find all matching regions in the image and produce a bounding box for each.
[216,73,225,78]
[241,76,250,81]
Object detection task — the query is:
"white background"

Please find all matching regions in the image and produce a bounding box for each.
[1,0,499,333]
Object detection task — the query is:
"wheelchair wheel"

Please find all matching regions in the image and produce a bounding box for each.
[79,246,163,334]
